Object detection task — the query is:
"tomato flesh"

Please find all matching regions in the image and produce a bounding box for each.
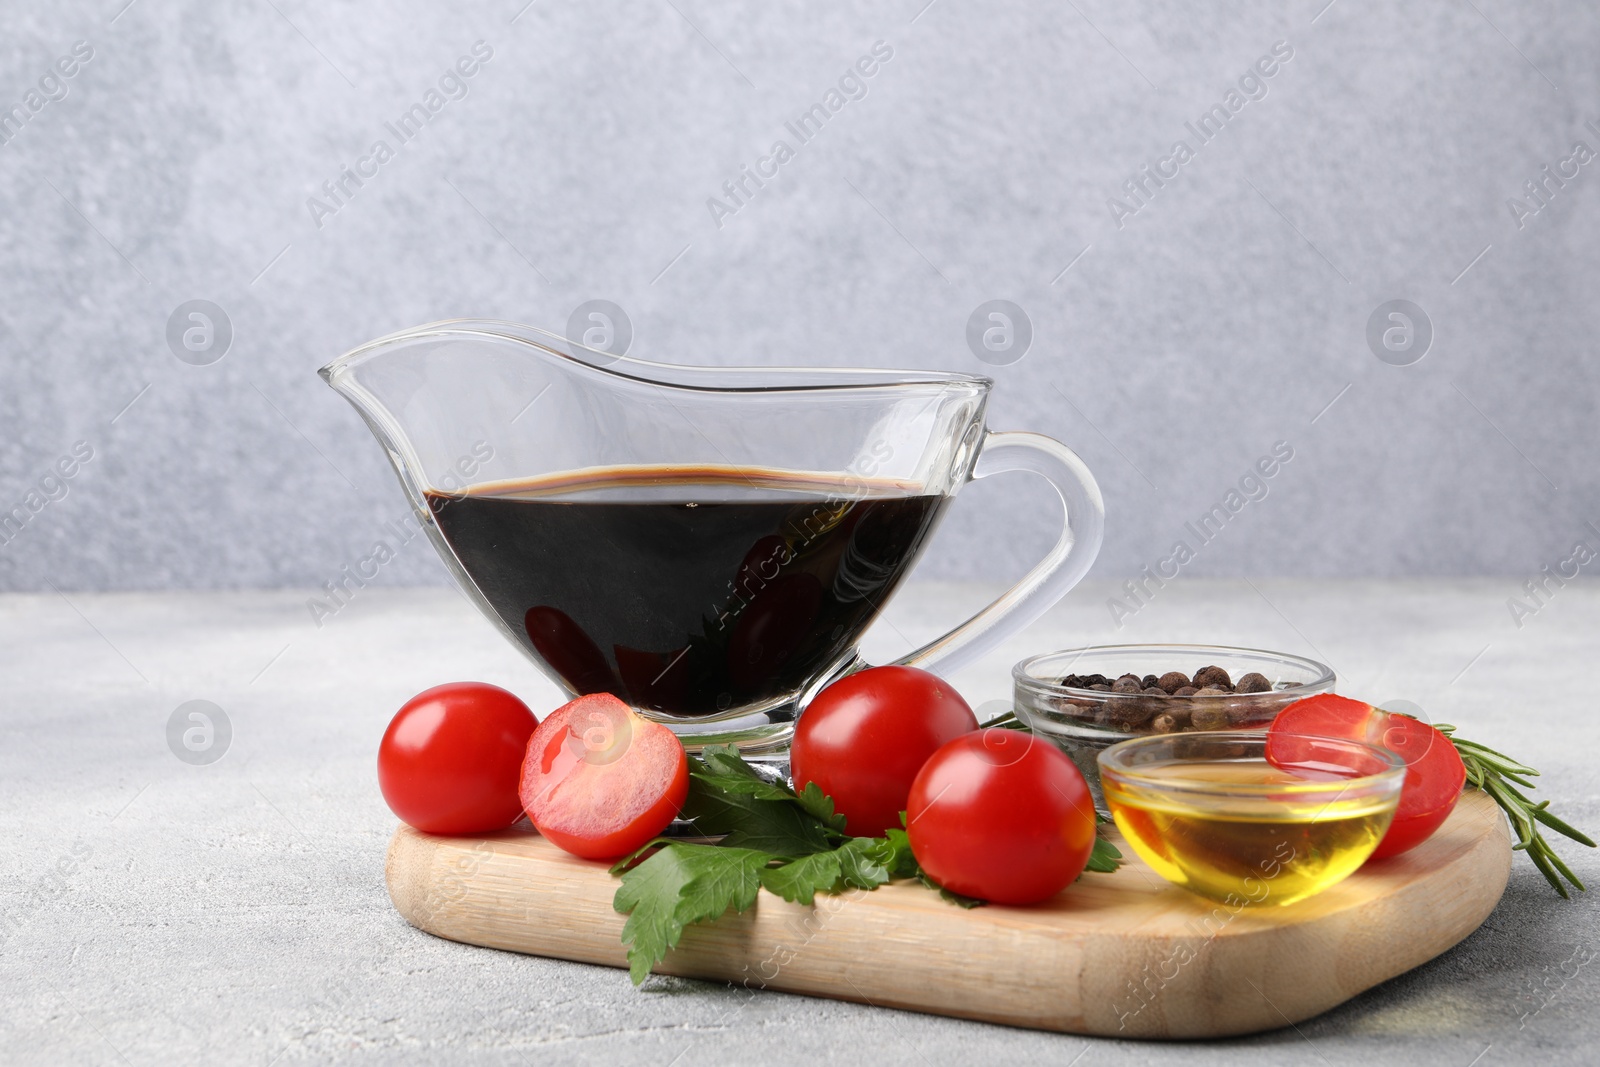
[791,665,978,837]
[1266,693,1466,859]
[906,729,1097,905]
[519,693,688,860]
[378,682,538,834]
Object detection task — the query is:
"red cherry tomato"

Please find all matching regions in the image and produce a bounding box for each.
[906,729,1097,905]
[378,682,538,834]
[790,665,978,837]
[519,693,689,860]
[1266,693,1467,859]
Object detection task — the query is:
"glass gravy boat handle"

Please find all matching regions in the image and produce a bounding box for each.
[895,430,1105,677]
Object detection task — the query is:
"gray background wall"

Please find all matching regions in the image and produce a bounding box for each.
[2,0,1597,596]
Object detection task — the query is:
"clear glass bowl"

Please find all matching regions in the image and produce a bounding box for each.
[1098,731,1404,906]
[1011,644,1336,809]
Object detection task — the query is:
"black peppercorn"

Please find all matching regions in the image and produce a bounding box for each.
[1157,671,1190,693]
[1235,672,1272,694]
[1110,700,1156,729]
[1226,702,1258,725]
[1191,700,1229,730]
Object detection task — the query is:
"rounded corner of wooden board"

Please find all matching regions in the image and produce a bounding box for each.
[381,790,1511,1039]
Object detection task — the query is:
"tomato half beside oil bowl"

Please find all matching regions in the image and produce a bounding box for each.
[1266,694,1468,860]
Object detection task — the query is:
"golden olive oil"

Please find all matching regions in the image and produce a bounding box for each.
[1104,760,1396,907]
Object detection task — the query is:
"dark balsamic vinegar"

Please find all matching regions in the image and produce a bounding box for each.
[426,466,949,717]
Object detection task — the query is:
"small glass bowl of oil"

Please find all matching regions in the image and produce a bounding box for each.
[1098,731,1405,907]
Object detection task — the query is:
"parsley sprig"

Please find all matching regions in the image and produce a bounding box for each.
[1436,723,1595,898]
[610,745,1122,983]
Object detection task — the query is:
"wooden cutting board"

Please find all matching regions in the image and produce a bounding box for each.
[385,789,1510,1039]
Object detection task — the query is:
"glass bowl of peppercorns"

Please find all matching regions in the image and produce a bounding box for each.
[1010,644,1336,811]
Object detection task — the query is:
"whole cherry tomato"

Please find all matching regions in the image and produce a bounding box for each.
[519,693,689,860]
[790,665,978,837]
[378,682,538,834]
[1267,694,1466,859]
[906,729,1097,905]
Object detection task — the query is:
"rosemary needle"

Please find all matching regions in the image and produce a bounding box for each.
[1428,724,1592,898]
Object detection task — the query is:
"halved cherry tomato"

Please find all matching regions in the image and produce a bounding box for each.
[906,729,1097,905]
[1266,693,1467,859]
[519,693,688,860]
[791,665,978,837]
[378,682,538,834]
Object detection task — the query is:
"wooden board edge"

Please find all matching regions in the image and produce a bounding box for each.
[1098,794,1512,1036]
[383,792,1513,1039]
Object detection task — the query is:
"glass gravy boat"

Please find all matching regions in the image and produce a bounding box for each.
[321,319,1103,753]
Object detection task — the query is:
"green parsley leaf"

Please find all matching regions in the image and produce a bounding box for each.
[691,746,849,834]
[608,836,673,875]
[613,842,766,984]
[680,780,836,856]
[916,869,985,909]
[834,836,892,889]
[1085,834,1123,874]
[692,746,795,799]
[794,780,849,834]
[690,772,797,804]
[758,850,842,905]
[694,744,761,780]
[870,828,920,879]
[757,837,893,904]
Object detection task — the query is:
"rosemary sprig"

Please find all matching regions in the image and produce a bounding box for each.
[981,708,1029,731]
[1435,723,1596,899]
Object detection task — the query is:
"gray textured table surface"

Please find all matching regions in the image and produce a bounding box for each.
[3,580,1596,1066]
